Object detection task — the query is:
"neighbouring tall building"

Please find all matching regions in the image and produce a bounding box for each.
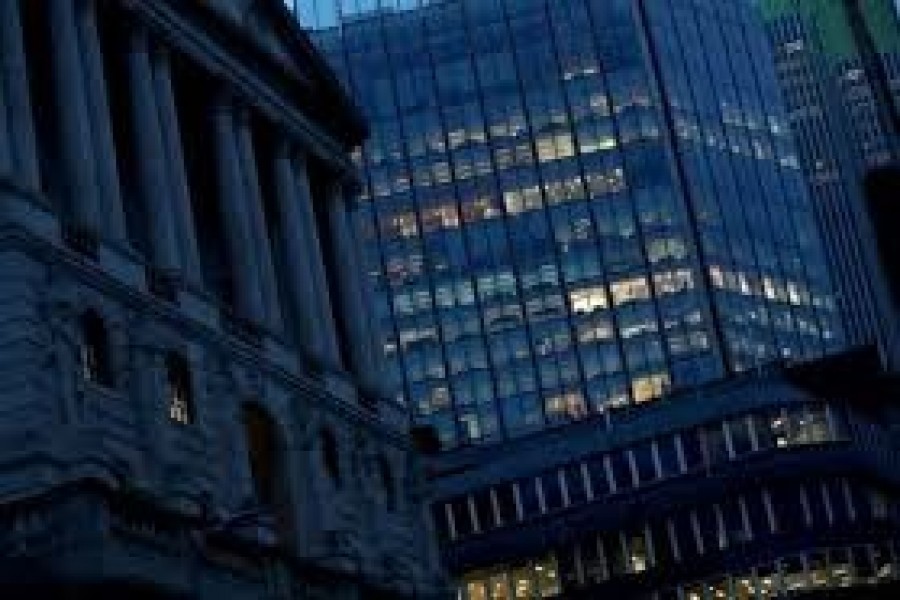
[0,0,445,597]
[286,1,900,599]
[759,0,900,357]
[290,0,845,449]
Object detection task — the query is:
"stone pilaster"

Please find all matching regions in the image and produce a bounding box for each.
[212,93,266,325]
[235,109,282,332]
[78,0,128,244]
[273,143,322,357]
[48,0,99,231]
[0,68,11,176]
[152,46,203,287]
[126,25,180,274]
[293,157,342,369]
[0,0,40,190]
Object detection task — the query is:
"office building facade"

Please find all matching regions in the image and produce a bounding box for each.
[289,0,845,449]
[429,349,900,599]
[284,1,900,598]
[0,0,445,597]
[759,0,900,356]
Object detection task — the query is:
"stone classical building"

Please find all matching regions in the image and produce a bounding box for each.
[0,0,445,597]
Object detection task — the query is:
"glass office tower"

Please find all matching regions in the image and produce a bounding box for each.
[287,0,844,450]
[759,0,900,352]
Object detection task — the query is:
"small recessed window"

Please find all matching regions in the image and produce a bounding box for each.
[80,310,114,387]
[321,429,341,487]
[378,456,397,512]
[165,353,193,425]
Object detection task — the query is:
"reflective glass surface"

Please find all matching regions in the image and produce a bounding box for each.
[287,0,845,449]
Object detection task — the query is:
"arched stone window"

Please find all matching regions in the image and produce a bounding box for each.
[243,404,292,538]
[320,428,341,488]
[79,310,113,387]
[377,455,397,513]
[165,352,193,425]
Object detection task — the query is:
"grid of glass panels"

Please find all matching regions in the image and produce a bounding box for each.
[287,0,844,449]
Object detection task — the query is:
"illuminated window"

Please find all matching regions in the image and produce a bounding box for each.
[627,530,649,573]
[510,565,534,599]
[610,276,651,306]
[165,352,193,425]
[654,269,694,295]
[465,579,488,600]
[421,204,460,231]
[534,556,561,597]
[631,372,669,404]
[569,286,608,314]
[386,212,418,238]
[545,391,587,421]
[578,131,617,154]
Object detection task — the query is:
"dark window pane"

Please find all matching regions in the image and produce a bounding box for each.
[722,497,750,546]
[753,412,777,451]
[681,429,706,472]
[494,484,518,526]
[472,488,495,531]
[518,478,542,518]
[671,511,699,559]
[657,435,681,478]
[705,423,729,465]
[586,455,610,498]
[564,463,588,506]
[850,483,873,523]
[806,482,829,526]
[602,532,627,577]
[728,416,753,455]
[695,505,722,552]
[432,503,451,542]
[771,485,805,534]
[830,405,851,439]
[632,442,657,485]
[852,545,875,581]
[541,470,564,512]
[609,450,633,493]
[451,496,473,537]
[580,535,606,584]
[746,490,774,537]
[825,479,851,524]
[557,545,581,589]
[650,520,675,569]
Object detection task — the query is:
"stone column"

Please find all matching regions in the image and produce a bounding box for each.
[326,181,377,391]
[0,69,11,175]
[78,0,128,244]
[273,143,322,356]
[293,155,342,369]
[152,46,203,287]
[48,0,99,231]
[235,110,283,332]
[0,0,40,191]
[212,93,266,325]
[126,25,180,274]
